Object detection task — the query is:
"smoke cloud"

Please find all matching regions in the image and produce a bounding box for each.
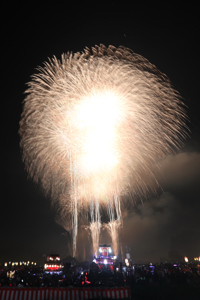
[121,152,200,262]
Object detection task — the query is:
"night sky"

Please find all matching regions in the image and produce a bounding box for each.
[1,3,200,265]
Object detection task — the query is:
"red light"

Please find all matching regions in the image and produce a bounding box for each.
[46,264,60,271]
[50,266,59,270]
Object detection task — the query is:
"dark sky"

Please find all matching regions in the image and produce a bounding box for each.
[1,2,200,265]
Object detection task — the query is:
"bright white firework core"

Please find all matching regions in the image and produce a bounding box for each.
[76,90,121,176]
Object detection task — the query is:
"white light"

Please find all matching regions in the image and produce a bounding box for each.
[99,248,102,253]
[104,259,107,265]
[109,248,112,253]
[76,90,120,176]
[125,258,129,266]
[93,259,96,263]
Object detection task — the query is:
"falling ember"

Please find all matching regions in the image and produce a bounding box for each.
[19,44,188,256]
[105,220,122,256]
[86,221,101,257]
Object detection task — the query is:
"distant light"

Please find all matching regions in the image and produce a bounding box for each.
[104,259,107,264]
[184,256,188,263]
[150,265,155,269]
[125,258,129,266]
[114,256,117,259]
[99,248,102,253]
[109,248,112,253]
[4,262,7,267]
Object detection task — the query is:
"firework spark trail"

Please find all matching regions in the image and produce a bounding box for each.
[105,220,121,256]
[106,193,122,255]
[19,44,187,256]
[88,198,101,256]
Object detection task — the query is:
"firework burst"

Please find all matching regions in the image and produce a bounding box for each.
[19,44,187,256]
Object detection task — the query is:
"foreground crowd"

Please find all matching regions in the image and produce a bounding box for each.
[126,262,200,288]
[0,261,200,288]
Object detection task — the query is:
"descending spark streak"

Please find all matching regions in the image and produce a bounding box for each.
[19,44,188,257]
[88,221,101,256]
[89,199,101,256]
[106,220,121,256]
[105,193,122,256]
[72,193,78,256]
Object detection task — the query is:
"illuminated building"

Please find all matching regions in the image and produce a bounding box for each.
[93,245,117,271]
[44,254,63,274]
